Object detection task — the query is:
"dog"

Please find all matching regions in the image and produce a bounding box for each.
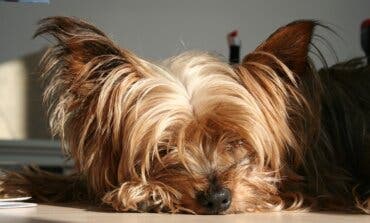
[1,17,369,214]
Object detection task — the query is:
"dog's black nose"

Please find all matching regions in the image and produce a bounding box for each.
[197,187,231,214]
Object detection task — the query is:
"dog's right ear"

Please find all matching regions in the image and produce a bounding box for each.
[242,20,316,76]
[35,17,153,191]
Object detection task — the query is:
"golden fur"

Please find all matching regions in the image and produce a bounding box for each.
[1,17,369,214]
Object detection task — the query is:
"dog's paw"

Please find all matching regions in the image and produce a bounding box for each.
[102,181,182,213]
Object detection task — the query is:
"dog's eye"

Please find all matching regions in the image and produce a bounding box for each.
[157,145,174,158]
[225,139,246,150]
[158,149,167,158]
[158,146,169,158]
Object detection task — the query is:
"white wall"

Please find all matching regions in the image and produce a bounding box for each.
[0,0,369,64]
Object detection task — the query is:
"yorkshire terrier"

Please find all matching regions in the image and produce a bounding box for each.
[1,17,369,214]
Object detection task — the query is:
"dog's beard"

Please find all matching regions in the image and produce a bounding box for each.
[1,17,366,214]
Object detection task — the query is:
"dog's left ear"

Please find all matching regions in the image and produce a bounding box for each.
[242,20,316,75]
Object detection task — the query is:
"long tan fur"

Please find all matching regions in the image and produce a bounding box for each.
[1,17,369,214]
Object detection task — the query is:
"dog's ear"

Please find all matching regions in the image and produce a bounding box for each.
[35,16,149,99]
[35,17,154,192]
[236,21,317,169]
[242,20,315,75]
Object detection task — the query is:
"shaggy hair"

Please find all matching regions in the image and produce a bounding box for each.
[1,17,369,214]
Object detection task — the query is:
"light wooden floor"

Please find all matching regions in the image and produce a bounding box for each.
[0,204,369,223]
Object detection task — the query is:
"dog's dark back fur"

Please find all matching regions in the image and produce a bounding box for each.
[292,58,370,210]
[320,59,370,181]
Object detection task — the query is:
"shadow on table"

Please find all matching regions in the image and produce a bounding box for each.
[37,202,117,213]
[26,202,370,215]
[0,214,70,223]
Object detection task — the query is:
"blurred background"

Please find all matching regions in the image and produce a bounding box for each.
[0,0,369,172]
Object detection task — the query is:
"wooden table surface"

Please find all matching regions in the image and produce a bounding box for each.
[0,204,369,223]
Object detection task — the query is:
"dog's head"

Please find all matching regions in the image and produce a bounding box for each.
[37,17,315,214]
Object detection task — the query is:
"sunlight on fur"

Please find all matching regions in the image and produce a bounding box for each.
[0,17,369,214]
